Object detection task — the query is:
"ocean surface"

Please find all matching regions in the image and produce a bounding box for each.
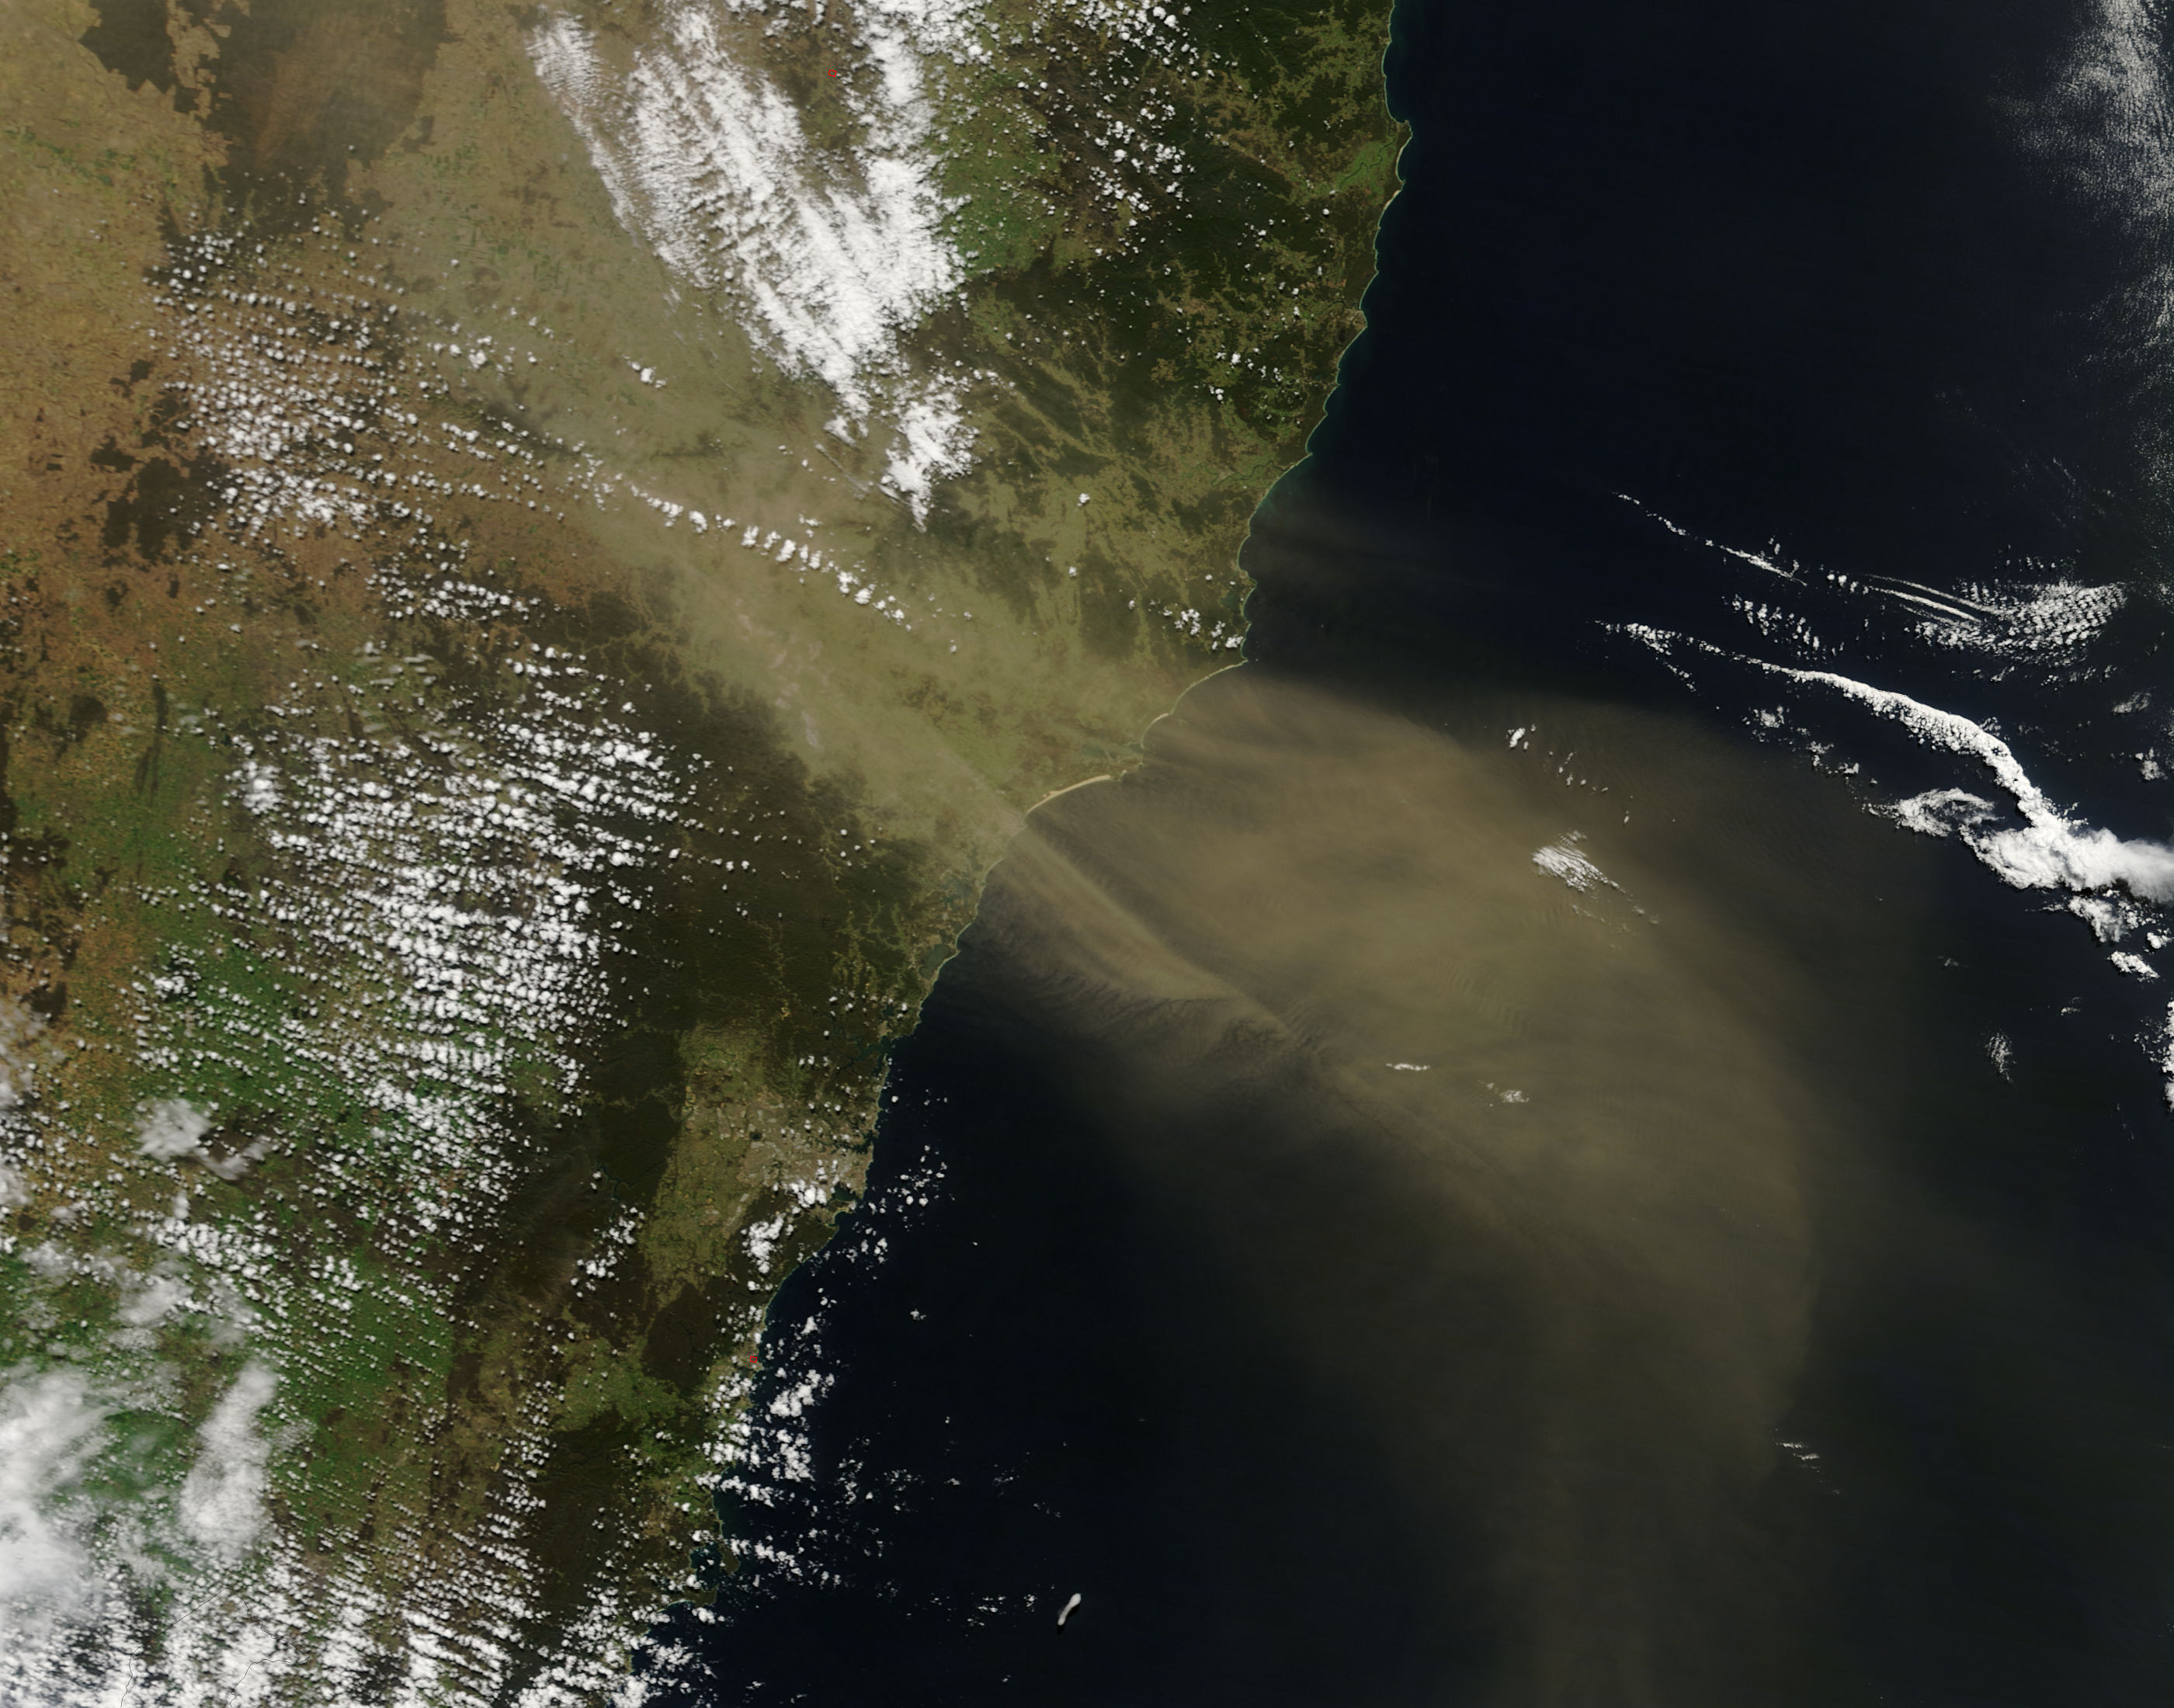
[642,1,2174,1700]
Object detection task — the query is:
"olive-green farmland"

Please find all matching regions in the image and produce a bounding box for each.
[0,0,1401,1696]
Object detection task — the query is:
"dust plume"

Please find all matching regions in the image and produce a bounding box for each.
[960,666,1912,1706]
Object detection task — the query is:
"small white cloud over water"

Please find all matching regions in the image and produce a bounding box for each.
[2069,893,2148,942]
[1909,578,2125,660]
[1532,835,1616,894]
[1887,782,2174,900]
[2017,0,2174,227]
[1773,664,2174,901]
[1611,509,2174,907]
[1630,613,2174,1099]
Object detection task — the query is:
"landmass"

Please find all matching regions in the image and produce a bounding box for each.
[0,0,1401,1696]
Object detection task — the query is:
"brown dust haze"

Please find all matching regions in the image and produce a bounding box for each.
[960,665,1949,1706]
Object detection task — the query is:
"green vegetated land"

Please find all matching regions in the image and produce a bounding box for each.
[0,0,1400,1692]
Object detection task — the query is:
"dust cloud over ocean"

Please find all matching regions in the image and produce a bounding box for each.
[636,2,2174,1703]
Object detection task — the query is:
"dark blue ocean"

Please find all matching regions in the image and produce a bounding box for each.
[641,2,2174,1700]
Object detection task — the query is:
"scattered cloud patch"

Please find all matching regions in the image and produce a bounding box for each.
[137,1099,211,1162]
[0,1370,109,1627]
[179,1363,276,1563]
[118,1273,192,1329]
[1532,835,1617,894]
[527,1,978,513]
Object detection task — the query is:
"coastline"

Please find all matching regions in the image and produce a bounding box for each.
[0,0,1407,1696]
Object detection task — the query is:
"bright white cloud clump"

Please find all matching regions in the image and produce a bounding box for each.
[136,1098,211,1161]
[527,0,980,516]
[0,1372,109,1630]
[1531,837,1616,894]
[1766,665,2174,901]
[179,1363,277,1562]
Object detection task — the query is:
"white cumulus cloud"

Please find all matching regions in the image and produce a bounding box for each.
[136,1099,211,1162]
[179,1363,276,1563]
[526,0,978,517]
[0,1371,109,1630]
